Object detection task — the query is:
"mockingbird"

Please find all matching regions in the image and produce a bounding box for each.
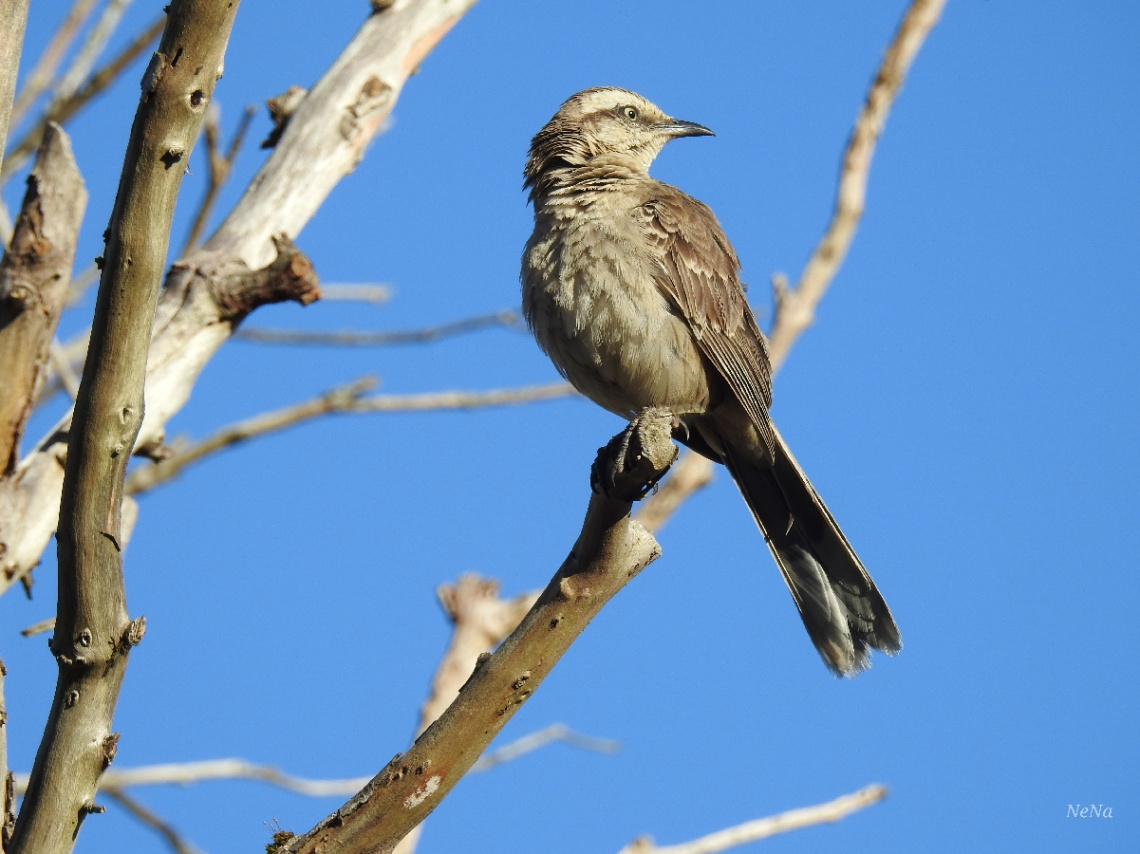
[521,87,901,676]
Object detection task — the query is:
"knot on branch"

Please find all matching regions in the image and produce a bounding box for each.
[119,616,147,651]
[262,85,308,149]
[209,235,321,322]
[340,76,393,142]
[101,733,120,768]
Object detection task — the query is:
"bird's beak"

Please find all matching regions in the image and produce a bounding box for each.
[657,119,715,139]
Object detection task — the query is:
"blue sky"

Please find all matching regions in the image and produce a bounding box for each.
[3,1,1138,852]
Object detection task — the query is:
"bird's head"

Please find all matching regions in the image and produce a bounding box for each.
[524,87,713,199]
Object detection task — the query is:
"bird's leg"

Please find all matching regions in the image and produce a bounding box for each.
[591,407,680,501]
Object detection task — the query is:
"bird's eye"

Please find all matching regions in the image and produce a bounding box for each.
[622,106,639,121]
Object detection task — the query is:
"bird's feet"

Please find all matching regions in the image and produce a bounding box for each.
[591,407,680,501]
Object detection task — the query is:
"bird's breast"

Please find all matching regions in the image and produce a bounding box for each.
[522,204,712,419]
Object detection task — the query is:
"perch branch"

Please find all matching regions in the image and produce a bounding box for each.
[618,785,888,854]
[766,0,945,370]
[7,4,239,852]
[284,412,678,854]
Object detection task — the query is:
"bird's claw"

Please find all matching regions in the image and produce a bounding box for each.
[591,407,679,501]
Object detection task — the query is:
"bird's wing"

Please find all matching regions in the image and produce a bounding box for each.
[637,184,775,454]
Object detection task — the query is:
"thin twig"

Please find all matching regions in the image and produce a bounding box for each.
[766,0,945,369]
[48,338,80,400]
[180,103,256,255]
[316,283,392,305]
[64,263,99,307]
[31,328,88,409]
[19,617,55,638]
[2,15,164,184]
[51,0,135,107]
[7,0,99,129]
[349,382,576,413]
[236,309,524,347]
[471,724,620,773]
[102,788,204,854]
[618,785,888,854]
[15,761,370,799]
[14,759,367,799]
[125,376,379,495]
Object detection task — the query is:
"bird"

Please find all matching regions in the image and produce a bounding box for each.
[520,87,901,676]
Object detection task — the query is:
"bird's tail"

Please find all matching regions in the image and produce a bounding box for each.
[723,426,901,676]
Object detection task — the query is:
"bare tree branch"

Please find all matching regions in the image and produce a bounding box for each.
[0,0,30,178]
[4,724,616,805]
[236,309,523,347]
[180,102,255,256]
[618,785,888,854]
[102,788,204,854]
[19,617,53,638]
[7,0,98,130]
[124,379,575,498]
[204,0,480,271]
[0,236,320,597]
[8,4,239,851]
[0,124,86,472]
[284,412,678,854]
[124,376,377,496]
[766,0,945,370]
[14,760,369,799]
[1,15,164,184]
